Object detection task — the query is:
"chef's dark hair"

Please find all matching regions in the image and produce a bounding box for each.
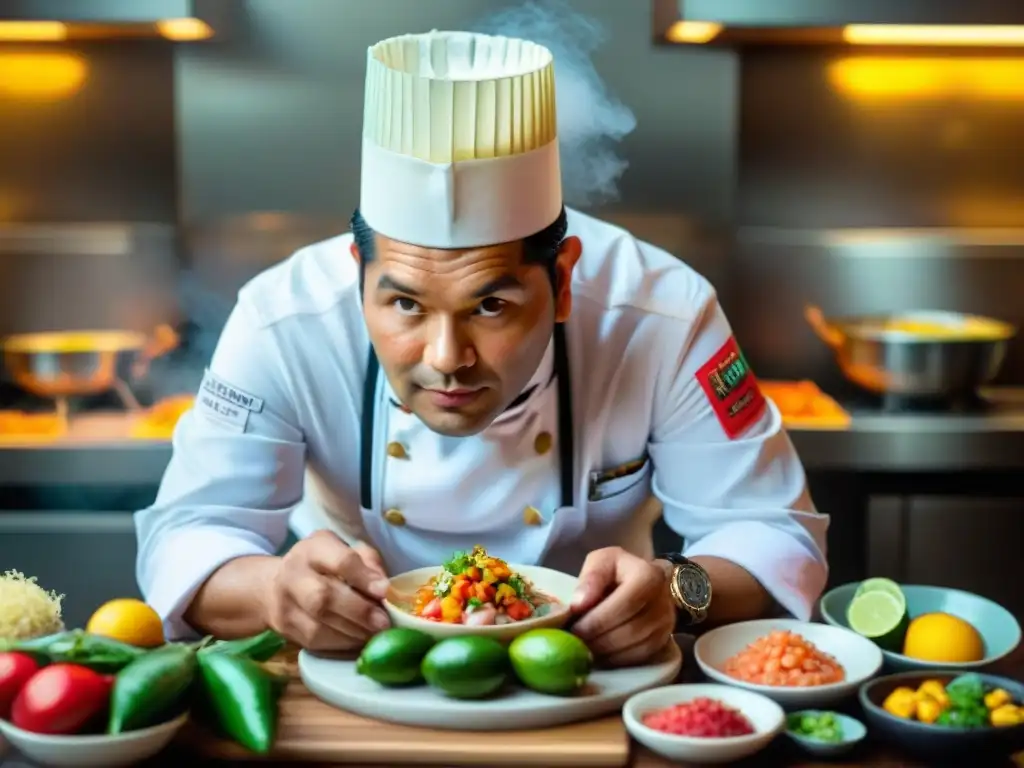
[350,207,569,291]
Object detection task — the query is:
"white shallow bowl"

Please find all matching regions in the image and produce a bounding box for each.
[384,563,578,642]
[0,713,188,767]
[623,683,785,764]
[694,619,883,708]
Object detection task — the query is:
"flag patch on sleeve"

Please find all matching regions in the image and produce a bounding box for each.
[695,337,766,439]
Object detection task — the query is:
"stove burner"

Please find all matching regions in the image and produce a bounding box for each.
[0,382,129,413]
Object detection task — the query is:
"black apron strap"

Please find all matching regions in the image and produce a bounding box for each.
[553,322,575,508]
[359,330,575,512]
[359,346,380,510]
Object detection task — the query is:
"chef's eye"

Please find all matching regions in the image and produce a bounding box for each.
[476,298,506,317]
[392,297,421,315]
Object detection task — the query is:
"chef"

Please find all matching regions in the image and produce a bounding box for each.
[136,30,828,666]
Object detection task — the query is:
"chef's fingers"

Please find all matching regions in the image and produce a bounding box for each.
[353,541,388,578]
[588,603,673,663]
[304,532,391,600]
[603,624,673,668]
[572,563,663,641]
[285,608,362,653]
[292,575,390,634]
[571,547,619,614]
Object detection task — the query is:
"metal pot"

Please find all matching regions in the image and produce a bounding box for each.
[805,305,1017,399]
[1,325,179,400]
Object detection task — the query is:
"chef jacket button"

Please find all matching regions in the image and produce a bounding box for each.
[383,508,406,526]
[386,441,408,459]
[534,431,553,455]
[523,506,543,526]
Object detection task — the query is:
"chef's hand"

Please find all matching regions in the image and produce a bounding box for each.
[263,530,392,652]
[569,547,675,667]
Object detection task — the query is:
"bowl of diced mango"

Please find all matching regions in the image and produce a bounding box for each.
[859,671,1024,760]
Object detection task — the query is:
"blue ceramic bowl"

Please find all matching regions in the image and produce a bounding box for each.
[820,583,1020,671]
[785,710,866,757]
[860,671,1024,761]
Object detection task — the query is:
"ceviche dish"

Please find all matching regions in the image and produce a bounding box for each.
[412,546,559,626]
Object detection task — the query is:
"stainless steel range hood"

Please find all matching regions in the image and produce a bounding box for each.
[663,0,1024,47]
[0,0,229,41]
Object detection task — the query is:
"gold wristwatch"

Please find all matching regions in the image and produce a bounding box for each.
[657,553,712,627]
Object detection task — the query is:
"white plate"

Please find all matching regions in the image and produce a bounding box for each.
[0,713,187,767]
[623,684,785,764]
[299,638,683,731]
[384,564,578,643]
[693,619,883,708]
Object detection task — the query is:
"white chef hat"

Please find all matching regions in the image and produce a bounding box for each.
[359,30,563,250]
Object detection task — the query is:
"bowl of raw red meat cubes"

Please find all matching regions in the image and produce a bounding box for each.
[623,683,786,763]
[694,619,884,707]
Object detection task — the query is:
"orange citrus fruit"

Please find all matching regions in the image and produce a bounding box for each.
[902,612,984,663]
[86,598,165,648]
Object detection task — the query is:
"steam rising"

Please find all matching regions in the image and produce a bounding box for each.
[471,0,637,207]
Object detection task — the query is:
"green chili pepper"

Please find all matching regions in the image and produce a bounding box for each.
[197,651,287,755]
[108,643,197,733]
[201,630,286,662]
[0,630,147,672]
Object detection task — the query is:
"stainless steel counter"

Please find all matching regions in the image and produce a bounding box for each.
[0,405,1023,486]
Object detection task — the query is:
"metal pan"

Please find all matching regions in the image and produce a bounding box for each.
[804,305,1017,399]
[1,325,179,400]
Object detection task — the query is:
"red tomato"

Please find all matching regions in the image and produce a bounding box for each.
[420,598,442,619]
[0,653,40,718]
[11,664,114,735]
[505,600,533,621]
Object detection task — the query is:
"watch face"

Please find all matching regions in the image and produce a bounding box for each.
[677,564,711,608]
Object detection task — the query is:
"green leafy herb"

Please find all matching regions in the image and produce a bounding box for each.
[946,674,985,709]
[507,575,526,598]
[443,551,474,575]
[467,598,483,609]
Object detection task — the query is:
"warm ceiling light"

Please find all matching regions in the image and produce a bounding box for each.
[0,21,67,41]
[156,18,213,42]
[665,21,723,44]
[828,56,1024,100]
[843,25,1024,47]
[0,53,88,100]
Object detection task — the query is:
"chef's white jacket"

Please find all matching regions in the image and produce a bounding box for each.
[136,208,829,640]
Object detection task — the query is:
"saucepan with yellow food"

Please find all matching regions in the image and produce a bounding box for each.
[1,325,179,404]
[804,305,1016,400]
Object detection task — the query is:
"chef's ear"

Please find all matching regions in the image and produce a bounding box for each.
[554,236,582,323]
[350,241,361,264]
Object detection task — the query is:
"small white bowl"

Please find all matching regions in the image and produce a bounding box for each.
[0,713,188,767]
[383,564,577,642]
[693,619,883,707]
[623,683,785,764]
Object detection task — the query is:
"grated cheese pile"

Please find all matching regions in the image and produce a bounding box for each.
[0,570,64,640]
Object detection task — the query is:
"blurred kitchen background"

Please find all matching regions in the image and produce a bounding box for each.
[1,0,1023,628]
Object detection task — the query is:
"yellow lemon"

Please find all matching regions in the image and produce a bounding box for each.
[903,612,984,663]
[86,598,165,648]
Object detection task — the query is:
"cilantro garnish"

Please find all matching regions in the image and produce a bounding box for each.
[443,550,474,574]
[467,597,483,608]
[507,575,526,598]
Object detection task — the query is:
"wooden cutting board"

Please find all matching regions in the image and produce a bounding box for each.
[183,647,631,767]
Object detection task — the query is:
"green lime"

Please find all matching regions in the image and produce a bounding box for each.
[854,577,907,613]
[355,628,435,686]
[421,636,509,699]
[846,590,909,651]
[508,629,593,696]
